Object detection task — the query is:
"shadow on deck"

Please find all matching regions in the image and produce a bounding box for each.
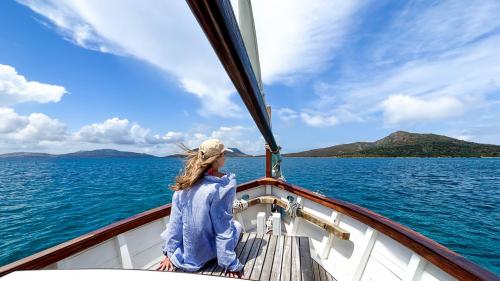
[197,232,336,281]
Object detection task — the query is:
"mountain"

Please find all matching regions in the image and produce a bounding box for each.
[285,131,500,158]
[61,149,157,158]
[0,149,157,158]
[0,152,55,158]
[165,147,251,158]
[0,148,251,159]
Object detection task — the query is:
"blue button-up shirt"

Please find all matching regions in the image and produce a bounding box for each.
[161,172,243,272]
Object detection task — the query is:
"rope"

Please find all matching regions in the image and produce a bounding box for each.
[285,201,301,218]
[232,199,248,213]
[266,215,273,233]
[265,144,285,181]
[265,143,281,154]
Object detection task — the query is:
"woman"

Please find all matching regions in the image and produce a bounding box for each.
[156,139,243,278]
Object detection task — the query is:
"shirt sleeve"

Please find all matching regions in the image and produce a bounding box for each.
[162,191,183,257]
[209,173,243,272]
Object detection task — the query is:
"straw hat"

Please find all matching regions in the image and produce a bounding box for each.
[199,139,233,159]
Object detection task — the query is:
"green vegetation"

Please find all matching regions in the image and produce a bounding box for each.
[285,131,500,158]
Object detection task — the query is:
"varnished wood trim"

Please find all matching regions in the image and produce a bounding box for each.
[0,179,260,276]
[252,178,498,281]
[236,195,350,240]
[297,209,350,240]
[0,204,171,277]
[2,178,497,280]
[265,148,272,178]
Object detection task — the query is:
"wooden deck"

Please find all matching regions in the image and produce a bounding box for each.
[194,232,335,281]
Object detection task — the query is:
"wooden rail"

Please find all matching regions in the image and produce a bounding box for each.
[1,178,498,280]
[238,178,499,281]
[0,204,171,277]
[236,195,350,240]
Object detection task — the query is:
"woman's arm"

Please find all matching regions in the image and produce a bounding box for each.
[209,173,244,273]
[162,191,183,257]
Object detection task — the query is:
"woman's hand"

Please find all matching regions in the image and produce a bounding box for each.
[156,256,175,271]
[225,270,242,278]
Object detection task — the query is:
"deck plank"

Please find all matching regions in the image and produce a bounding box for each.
[212,231,256,277]
[196,258,214,274]
[299,237,314,281]
[242,234,265,279]
[204,232,248,275]
[238,232,257,264]
[270,235,285,281]
[280,236,292,281]
[326,270,335,281]
[235,232,249,256]
[313,260,320,281]
[202,259,218,275]
[213,231,253,276]
[254,234,277,281]
[210,262,225,276]
[291,236,301,281]
[192,233,333,281]
[249,234,272,280]
[318,261,328,281]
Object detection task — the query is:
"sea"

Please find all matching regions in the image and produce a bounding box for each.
[0,157,499,274]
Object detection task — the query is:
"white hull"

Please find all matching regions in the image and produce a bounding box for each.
[2,181,472,281]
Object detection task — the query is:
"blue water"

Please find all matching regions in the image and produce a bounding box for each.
[0,157,499,275]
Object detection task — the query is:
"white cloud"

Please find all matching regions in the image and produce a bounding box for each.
[15,113,67,141]
[275,108,299,122]
[248,0,364,84]
[0,107,29,133]
[18,0,239,117]
[300,112,338,127]
[186,125,265,155]
[0,108,263,155]
[0,64,67,106]
[18,0,364,117]
[311,0,500,127]
[75,117,183,145]
[275,106,362,127]
[316,35,500,125]
[381,95,464,125]
[0,107,67,142]
[0,109,185,154]
[373,0,500,61]
[454,135,473,141]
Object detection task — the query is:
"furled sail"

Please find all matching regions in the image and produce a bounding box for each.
[187,0,284,179]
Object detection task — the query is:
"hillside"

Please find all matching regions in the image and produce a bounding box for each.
[61,149,156,158]
[0,148,251,159]
[285,131,500,158]
[0,152,55,158]
[0,149,158,158]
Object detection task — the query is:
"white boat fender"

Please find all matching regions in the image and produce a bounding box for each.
[232,199,249,212]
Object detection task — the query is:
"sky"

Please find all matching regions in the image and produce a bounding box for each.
[0,0,499,156]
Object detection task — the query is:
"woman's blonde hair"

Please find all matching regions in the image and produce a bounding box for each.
[171,143,223,191]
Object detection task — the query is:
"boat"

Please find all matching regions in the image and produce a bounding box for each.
[1,1,498,280]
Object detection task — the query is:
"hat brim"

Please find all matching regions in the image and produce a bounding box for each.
[223,148,234,153]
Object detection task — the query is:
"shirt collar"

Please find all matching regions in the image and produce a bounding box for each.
[203,172,230,184]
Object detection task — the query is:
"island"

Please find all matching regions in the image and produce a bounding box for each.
[1,132,499,159]
[284,131,500,158]
[0,148,251,159]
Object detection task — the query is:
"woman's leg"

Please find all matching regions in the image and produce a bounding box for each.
[233,220,243,243]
